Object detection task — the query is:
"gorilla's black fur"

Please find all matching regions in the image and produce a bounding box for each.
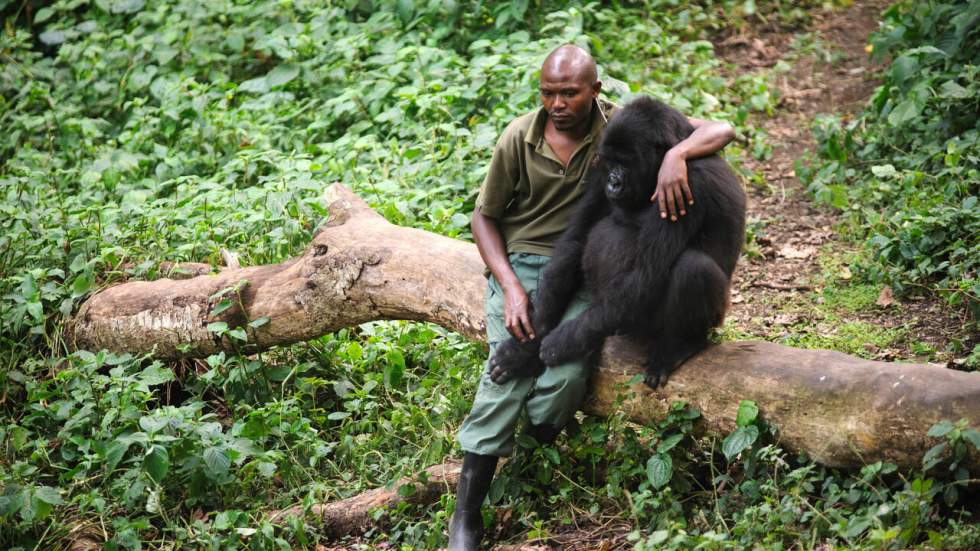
[488,96,746,388]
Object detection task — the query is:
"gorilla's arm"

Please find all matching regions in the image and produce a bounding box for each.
[529,181,610,332]
[487,181,609,384]
[538,212,701,366]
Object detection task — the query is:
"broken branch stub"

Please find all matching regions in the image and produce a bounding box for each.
[70,184,980,470]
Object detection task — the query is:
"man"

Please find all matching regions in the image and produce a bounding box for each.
[448,44,735,550]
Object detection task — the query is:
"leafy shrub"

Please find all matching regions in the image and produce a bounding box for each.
[798,0,980,318]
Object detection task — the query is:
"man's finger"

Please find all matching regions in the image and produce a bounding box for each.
[657,187,667,218]
[520,314,535,341]
[511,324,527,342]
[665,186,678,221]
[506,315,527,342]
[681,178,694,207]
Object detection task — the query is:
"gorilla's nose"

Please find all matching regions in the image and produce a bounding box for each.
[606,167,625,197]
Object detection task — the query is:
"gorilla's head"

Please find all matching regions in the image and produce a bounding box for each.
[593,96,695,209]
[593,152,653,208]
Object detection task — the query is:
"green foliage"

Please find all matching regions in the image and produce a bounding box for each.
[2,0,977,548]
[798,0,980,316]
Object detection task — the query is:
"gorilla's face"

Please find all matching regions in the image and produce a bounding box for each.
[596,151,653,208]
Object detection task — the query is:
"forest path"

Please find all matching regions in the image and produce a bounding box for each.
[717,0,969,366]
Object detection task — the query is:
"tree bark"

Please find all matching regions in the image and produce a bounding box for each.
[269,461,462,537]
[70,184,980,470]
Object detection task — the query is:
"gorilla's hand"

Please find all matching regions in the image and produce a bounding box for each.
[539,321,590,366]
[488,338,544,384]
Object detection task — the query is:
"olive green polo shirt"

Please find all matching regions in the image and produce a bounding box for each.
[475,98,618,256]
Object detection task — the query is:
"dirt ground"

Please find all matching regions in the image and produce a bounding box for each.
[716,0,974,367]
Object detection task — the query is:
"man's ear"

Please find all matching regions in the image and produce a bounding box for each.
[592,80,602,97]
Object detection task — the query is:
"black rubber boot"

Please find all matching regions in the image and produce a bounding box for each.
[525,423,562,446]
[448,452,499,551]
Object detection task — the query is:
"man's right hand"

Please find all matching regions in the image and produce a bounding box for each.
[502,282,535,342]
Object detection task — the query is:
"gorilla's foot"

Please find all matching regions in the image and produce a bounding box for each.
[538,323,590,366]
[643,336,709,389]
[487,338,543,384]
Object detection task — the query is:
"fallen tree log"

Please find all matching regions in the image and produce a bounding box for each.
[70,184,980,470]
[269,461,462,537]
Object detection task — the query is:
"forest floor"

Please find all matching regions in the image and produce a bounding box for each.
[486,1,973,549]
[718,0,975,369]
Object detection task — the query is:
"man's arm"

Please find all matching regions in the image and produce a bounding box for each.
[653,118,736,221]
[471,206,535,342]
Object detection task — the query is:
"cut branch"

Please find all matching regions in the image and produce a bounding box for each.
[70,184,980,470]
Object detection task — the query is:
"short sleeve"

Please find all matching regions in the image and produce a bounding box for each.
[475,127,522,219]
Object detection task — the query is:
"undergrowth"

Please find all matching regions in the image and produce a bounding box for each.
[798,0,980,328]
[1,0,978,549]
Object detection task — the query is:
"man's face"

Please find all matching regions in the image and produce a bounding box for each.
[539,71,599,132]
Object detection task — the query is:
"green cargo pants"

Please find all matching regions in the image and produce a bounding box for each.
[457,253,591,457]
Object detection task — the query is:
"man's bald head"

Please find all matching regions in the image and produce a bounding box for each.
[539,44,601,134]
[541,44,598,85]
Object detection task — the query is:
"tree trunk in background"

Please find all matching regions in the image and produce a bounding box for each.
[70,184,980,470]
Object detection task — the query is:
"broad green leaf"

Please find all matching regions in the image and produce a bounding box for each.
[33,486,64,506]
[887,100,921,126]
[256,462,277,478]
[890,55,918,84]
[39,30,66,46]
[927,420,954,437]
[646,453,672,489]
[939,80,969,99]
[203,447,231,477]
[722,426,759,461]
[735,400,759,427]
[542,446,560,465]
[239,77,269,94]
[249,316,269,328]
[111,0,146,14]
[26,301,43,321]
[383,349,405,388]
[922,442,947,471]
[139,415,168,433]
[143,445,170,484]
[266,64,299,89]
[34,7,55,23]
[961,428,980,451]
[211,299,233,316]
[138,364,174,387]
[105,439,132,472]
[657,433,684,454]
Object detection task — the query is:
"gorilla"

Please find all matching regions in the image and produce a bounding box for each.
[488,96,746,388]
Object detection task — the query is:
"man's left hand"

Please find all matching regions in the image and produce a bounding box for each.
[651,149,693,222]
